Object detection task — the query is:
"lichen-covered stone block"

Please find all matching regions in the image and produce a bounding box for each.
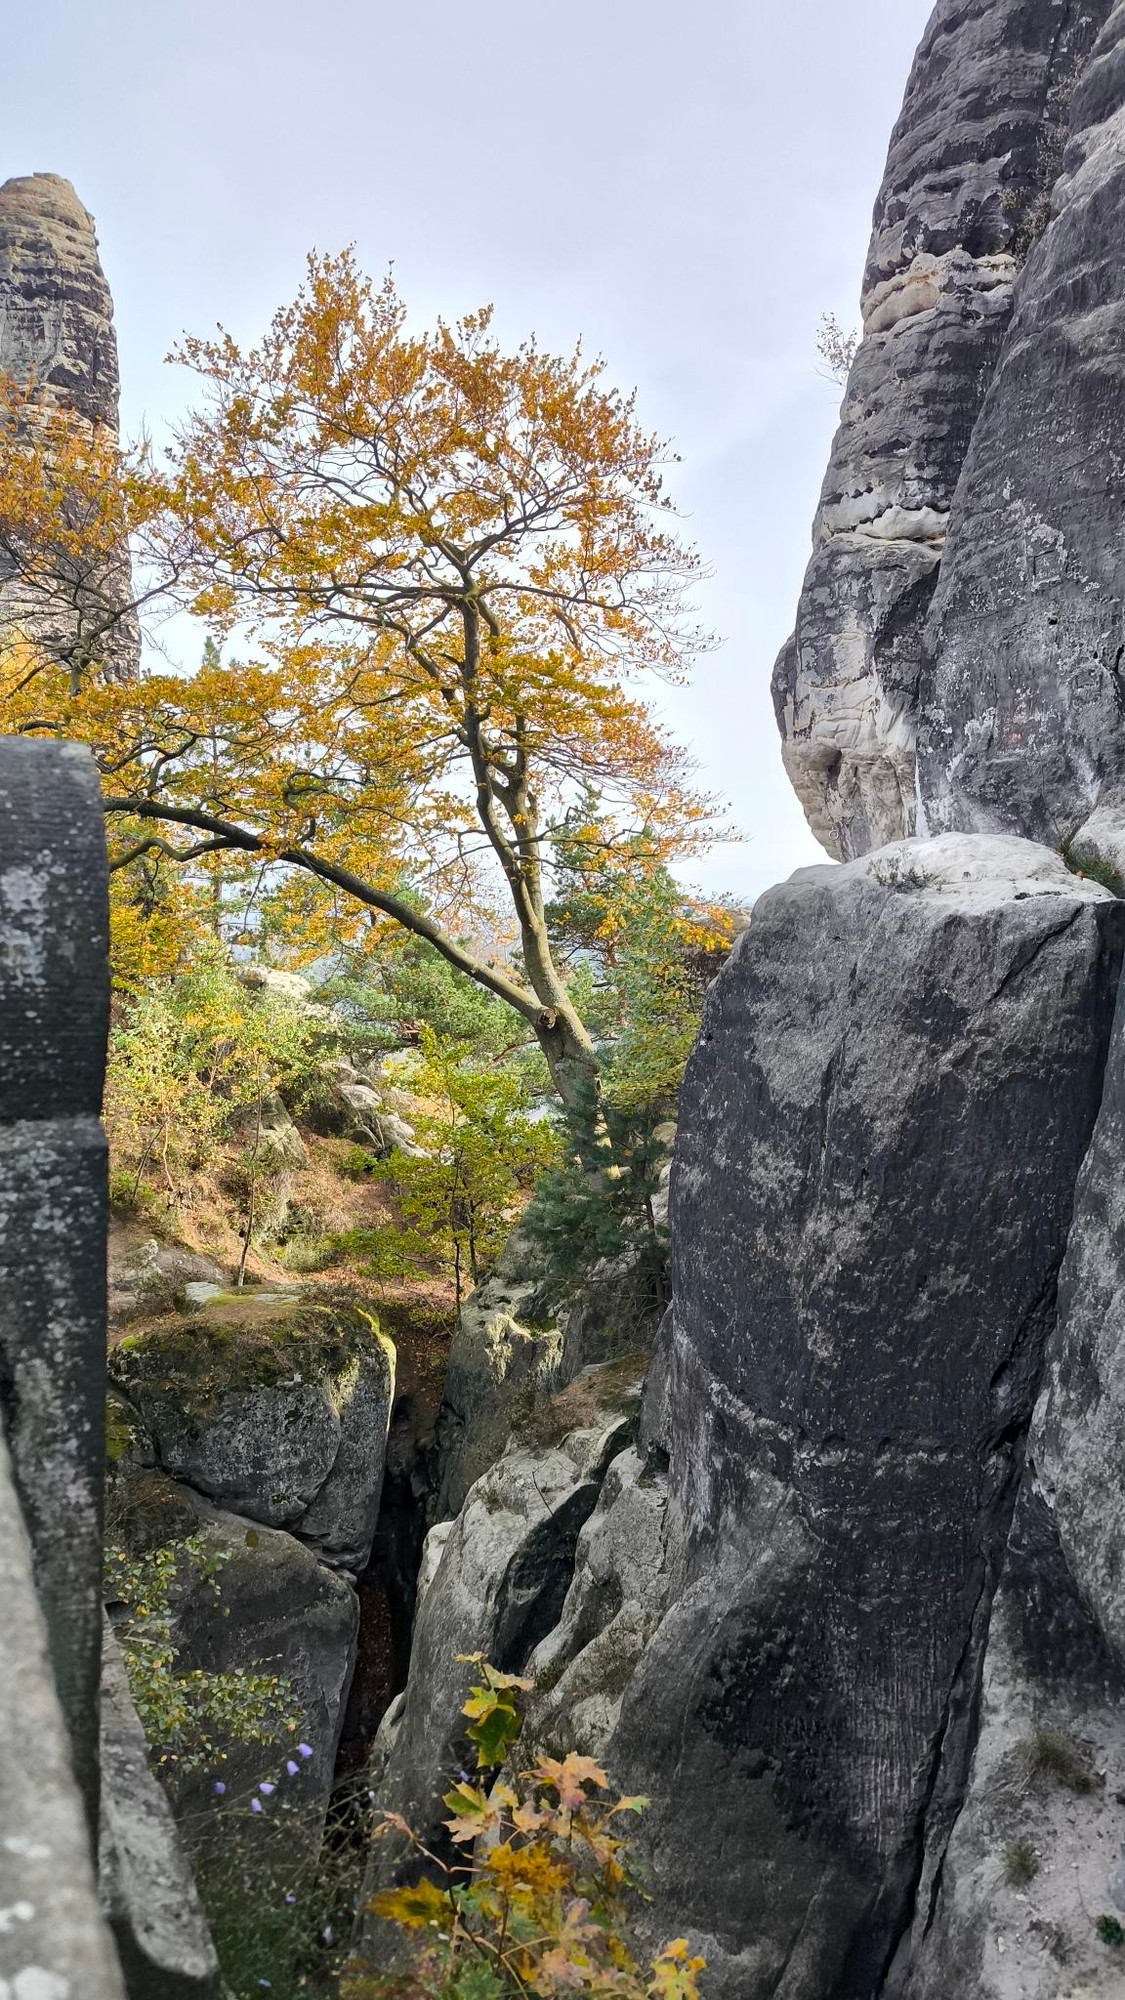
[0,738,110,1826]
[0,1426,124,1997]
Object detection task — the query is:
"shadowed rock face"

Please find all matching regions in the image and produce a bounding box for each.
[0,172,139,679]
[772,0,1113,860]
[610,835,1125,2000]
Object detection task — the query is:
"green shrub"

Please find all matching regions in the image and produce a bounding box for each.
[1096,1914,1124,1948]
[104,1538,299,1778]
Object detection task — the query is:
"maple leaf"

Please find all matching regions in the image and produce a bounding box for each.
[535,1754,610,1811]
[532,1946,591,1993]
[648,1940,706,2000]
[369,1876,453,1930]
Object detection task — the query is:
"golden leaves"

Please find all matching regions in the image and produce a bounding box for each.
[369,1876,453,1931]
[365,1661,706,2000]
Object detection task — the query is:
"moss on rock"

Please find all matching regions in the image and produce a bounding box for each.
[110,1289,384,1421]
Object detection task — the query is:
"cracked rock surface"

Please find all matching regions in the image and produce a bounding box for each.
[609,834,1125,2000]
[772,0,1114,861]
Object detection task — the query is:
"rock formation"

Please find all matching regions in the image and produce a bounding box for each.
[608,835,1125,1996]
[109,1290,396,1568]
[343,13,1125,1999]
[0,174,124,428]
[918,1,1125,853]
[19,18,1125,1995]
[0,172,139,680]
[772,0,1116,861]
[357,1375,637,1957]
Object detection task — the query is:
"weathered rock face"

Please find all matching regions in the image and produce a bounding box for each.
[357,1393,632,1955]
[225,1089,308,1171]
[0,173,122,425]
[0,738,111,1825]
[609,834,1125,1999]
[100,1622,224,2000]
[521,1442,671,1762]
[772,0,1109,860]
[905,1486,1125,1999]
[1034,982,1125,1667]
[918,1,1125,849]
[433,1230,562,1518]
[904,950,1125,1990]
[902,953,1125,1990]
[0,173,139,679]
[172,1493,359,1814]
[772,0,1119,861]
[109,1290,395,1569]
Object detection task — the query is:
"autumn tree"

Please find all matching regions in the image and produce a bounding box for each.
[0,257,715,1108]
[0,374,158,685]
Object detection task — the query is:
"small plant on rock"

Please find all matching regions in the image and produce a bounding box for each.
[1096,1914,1124,1948]
[1003,1839,1039,1886]
[1018,1725,1097,1795]
[346,1657,705,1999]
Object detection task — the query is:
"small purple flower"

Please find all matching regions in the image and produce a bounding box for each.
[297,1742,314,1760]
[285,1892,297,1905]
[213,1781,226,1796]
[285,1760,299,1777]
[259,1781,276,1795]
[251,1798,263,1814]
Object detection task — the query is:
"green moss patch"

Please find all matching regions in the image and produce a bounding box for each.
[109,1289,384,1418]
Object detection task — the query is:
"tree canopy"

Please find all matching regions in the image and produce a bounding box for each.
[0,254,721,1105]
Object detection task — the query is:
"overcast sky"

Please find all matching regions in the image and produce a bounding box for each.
[8,0,930,904]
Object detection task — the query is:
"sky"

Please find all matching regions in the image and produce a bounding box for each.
[7,0,931,906]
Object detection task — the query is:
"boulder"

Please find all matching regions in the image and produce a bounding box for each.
[224,1088,307,1171]
[109,1290,395,1569]
[299,1058,424,1156]
[100,1621,223,1999]
[608,833,1125,1999]
[103,1456,359,1864]
[772,0,1109,859]
[108,1222,228,1329]
[433,1229,562,1515]
[160,1491,359,1842]
[238,966,315,1008]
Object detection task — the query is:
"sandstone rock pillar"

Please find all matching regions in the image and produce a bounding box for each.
[612,834,1125,1998]
[0,172,140,680]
